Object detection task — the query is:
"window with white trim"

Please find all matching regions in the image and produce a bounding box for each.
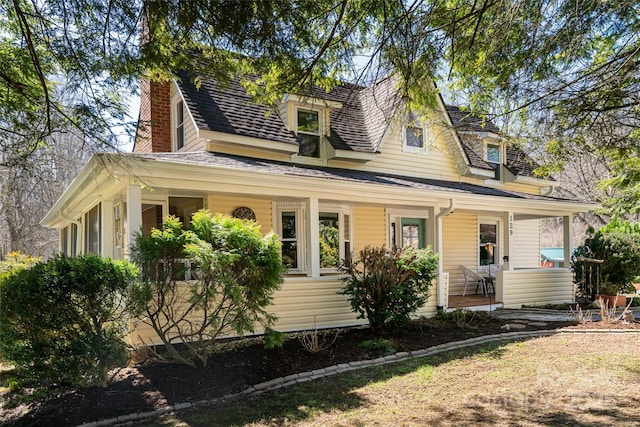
[319,206,352,271]
[485,142,501,180]
[277,204,305,272]
[176,100,185,150]
[479,220,499,268]
[296,109,320,157]
[403,111,427,154]
[276,202,353,274]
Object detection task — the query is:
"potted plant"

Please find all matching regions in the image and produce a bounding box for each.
[596,281,627,308]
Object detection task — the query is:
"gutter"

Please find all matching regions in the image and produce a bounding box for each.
[435,199,456,312]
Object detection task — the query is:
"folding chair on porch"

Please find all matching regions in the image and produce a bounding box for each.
[459,265,490,296]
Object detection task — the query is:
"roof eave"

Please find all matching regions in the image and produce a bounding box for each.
[202,130,299,154]
[514,175,558,187]
[329,149,377,163]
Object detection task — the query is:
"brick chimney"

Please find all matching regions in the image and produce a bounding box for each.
[134,79,172,153]
[134,1,172,153]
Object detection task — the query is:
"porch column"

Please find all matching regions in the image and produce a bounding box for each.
[562,214,573,268]
[125,185,142,260]
[101,200,114,258]
[435,200,455,311]
[306,197,320,278]
[502,211,514,270]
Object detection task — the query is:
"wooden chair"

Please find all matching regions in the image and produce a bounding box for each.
[459,265,489,296]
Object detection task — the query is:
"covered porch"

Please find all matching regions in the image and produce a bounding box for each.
[440,206,578,311]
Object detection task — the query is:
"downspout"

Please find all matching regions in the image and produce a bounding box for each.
[541,185,554,197]
[435,199,456,312]
[59,210,83,255]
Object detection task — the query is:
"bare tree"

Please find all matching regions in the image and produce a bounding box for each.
[0,132,92,257]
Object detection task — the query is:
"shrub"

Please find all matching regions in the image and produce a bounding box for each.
[340,245,438,335]
[0,251,40,276]
[129,211,286,367]
[0,254,138,386]
[573,220,640,297]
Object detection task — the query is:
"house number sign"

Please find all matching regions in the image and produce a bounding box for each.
[508,214,514,236]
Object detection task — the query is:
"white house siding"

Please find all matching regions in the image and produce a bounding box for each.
[499,268,574,308]
[442,212,478,296]
[207,194,273,235]
[512,219,542,269]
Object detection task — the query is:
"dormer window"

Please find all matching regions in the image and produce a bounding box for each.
[486,143,500,163]
[403,111,428,154]
[176,100,185,150]
[485,143,501,180]
[296,109,320,157]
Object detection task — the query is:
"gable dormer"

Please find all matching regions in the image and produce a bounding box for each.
[458,130,504,181]
[279,93,376,164]
[279,94,340,164]
[444,105,554,187]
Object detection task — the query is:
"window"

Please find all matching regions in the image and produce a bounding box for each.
[403,111,427,153]
[84,203,101,255]
[277,203,352,274]
[176,100,185,150]
[61,226,69,255]
[142,203,164,236]
[319,208,352,271]
[485,143,501,180]
[319,212,339,268]
[169,196,204,228]
[402,218,425,249]
[281,211,300,270]
[479,222,499,267]
[388,210,428,249]
[70,223,78,256]
[486,144,500,163]
[297,109,320,157]
[278,206,305,272]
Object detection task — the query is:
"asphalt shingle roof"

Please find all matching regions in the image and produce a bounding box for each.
[175,70,541,179]
[132,151,566,202]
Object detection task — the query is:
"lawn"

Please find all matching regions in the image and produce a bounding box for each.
[146,333,640,426]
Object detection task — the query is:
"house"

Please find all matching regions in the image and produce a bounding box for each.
[42,68,593,342]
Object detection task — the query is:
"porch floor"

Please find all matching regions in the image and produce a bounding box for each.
[448,294,502,309]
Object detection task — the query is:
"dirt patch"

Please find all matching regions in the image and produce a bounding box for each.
[2,317,637,427]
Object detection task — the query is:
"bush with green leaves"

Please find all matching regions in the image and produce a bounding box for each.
[129,210,286,367]
[573,219,640,297]
[0,254,138,386]
[340,245,438,335]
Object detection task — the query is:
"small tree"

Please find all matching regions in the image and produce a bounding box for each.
[129,211,285,367]
[340,245,438,335]
[0,254,137,386]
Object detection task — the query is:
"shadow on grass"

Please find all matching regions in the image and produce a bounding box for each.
[151,336,640,427]
[155,339,535,426]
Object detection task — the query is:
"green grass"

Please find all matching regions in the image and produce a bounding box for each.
[143,334,640,426]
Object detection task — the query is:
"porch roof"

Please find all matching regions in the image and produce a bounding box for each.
[42,150,596,229]
[132,151,583,203]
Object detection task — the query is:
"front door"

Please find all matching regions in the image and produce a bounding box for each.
[401,218,426,249]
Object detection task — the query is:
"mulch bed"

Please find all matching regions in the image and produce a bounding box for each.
[2,316,638,427]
